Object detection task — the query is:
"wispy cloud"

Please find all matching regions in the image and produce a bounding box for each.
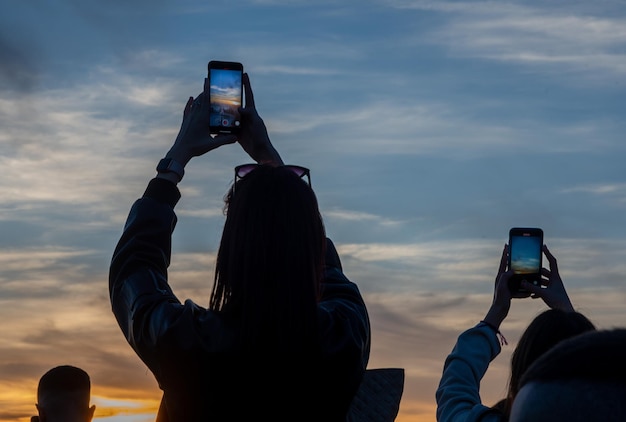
[254,65,342,75]
[561,183,626,195]
[389,0,626,76]
[558,183,626,207]
[325,208,406,226]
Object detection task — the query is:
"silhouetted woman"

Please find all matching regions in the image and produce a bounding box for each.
[109,73,371,421]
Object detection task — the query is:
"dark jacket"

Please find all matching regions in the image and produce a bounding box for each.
[109,178,371,421]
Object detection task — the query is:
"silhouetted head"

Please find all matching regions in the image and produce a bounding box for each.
[510,328,626,422]
[501,309,595,417]
[36,365,95,422]
[210,164,326,352]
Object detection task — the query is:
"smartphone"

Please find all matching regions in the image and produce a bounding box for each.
[508,227,544,293]
[207,61,243,134]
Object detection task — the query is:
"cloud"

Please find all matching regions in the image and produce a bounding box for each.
[1,2,624,421]
[0,247,94,277]
[254,64,342,76]
[561,183,626,195]
[334,237,626,293]
[0,67,185,218]
[325,208,405,226]
[388,0,626,77]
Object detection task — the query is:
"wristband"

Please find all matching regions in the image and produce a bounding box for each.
[479,320,508,346]
[156,158,185,181]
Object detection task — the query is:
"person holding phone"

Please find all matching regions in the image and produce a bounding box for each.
[435,244,595,422]
[109,71,371,421]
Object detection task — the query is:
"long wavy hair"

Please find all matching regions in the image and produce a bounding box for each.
[209,165,326,355]
[496,308,596,418]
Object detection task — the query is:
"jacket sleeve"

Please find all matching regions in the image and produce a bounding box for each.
[435,324,505,422]
[109,178,197,373]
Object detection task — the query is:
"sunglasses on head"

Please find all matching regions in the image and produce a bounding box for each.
[234,164,311,192]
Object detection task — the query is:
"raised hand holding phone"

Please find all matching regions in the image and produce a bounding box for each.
[236,72,283,166]
[163,91,237,174]
[521,245,574,312]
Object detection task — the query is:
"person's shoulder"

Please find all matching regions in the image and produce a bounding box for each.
[324,237,343,271]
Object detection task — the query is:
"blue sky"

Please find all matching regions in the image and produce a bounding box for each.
[1,1,625,421]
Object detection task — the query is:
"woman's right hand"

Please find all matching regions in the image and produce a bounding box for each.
[237,73,284,166]
[165,91,237,168]
[482,245,515,329]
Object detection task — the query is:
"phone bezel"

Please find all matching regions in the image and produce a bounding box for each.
[507,227,544,293]
[207,60,244,134]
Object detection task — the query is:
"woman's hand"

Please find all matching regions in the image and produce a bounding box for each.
[482,245,515,330]
[236,73,283,166]
[165,88,238,167]
[521,245,574,312]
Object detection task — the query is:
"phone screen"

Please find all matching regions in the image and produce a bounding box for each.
[208,61,243,134]
[508,227,543,291]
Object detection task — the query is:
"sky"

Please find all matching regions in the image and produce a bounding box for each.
[1,0,625,421]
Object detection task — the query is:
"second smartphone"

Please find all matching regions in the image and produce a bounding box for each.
[207,61,243,134]
[508,227,544,293]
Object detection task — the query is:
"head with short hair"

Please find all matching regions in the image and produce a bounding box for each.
[36,365,95,422]
[501,309,595,416]
[509,328,626,422]
[210,164,326,353]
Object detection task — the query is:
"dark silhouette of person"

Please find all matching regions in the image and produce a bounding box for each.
[109,72,371,421]
[32,365,95,422]
[510,328,626,421]
[436,244,595,422]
